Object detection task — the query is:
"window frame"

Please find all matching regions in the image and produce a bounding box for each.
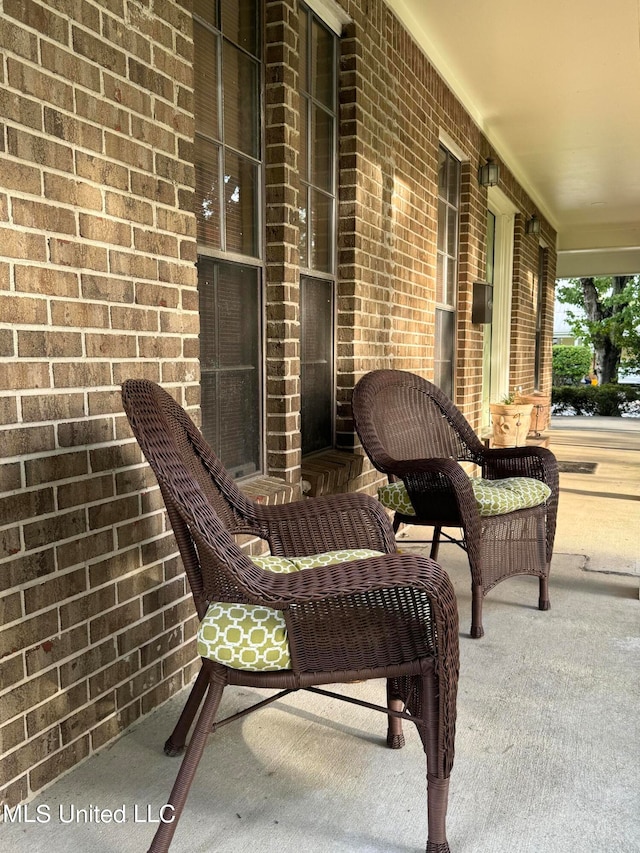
[194,1,267,479]
[435,144,461,399]
[298,2,339,456]
[534,245,545,390]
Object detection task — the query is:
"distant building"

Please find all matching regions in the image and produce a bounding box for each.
[553,292,585,346]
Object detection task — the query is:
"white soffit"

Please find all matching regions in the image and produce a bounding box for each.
[385,0,640,265]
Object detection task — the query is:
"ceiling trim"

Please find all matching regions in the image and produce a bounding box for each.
[556,248,640,278]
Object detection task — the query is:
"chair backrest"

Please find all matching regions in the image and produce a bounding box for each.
[121,379,267,617]
[352,369,484,471]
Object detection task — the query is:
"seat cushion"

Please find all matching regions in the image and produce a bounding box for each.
[471,477,552,516]
[196,549,383,671]
[378,476,551,518]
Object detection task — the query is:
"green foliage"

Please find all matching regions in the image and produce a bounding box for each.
[556,275,640,378]
[552,345,592,385]
[552,384,640,417]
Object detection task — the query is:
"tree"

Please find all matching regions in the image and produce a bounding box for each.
[556,275,640,385]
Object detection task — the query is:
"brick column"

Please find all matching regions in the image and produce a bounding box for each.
[264,0,302,490]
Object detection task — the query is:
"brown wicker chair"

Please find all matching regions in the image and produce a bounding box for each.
[352,369,559,639]
[121,379,459,853]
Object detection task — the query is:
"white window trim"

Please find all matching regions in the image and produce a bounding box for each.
[303,0,351,35]
[487,186,517,404]
[438,130,469,164]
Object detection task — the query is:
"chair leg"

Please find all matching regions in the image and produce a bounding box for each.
[420,670,451,853]
[392,513,402,533]
[147,670,226,853]
[429,526,442,561]
[164,665,209,756]
[539,572,551,611]
[386,679,405,749]
[470,583,484,639]
[425,777,451,853]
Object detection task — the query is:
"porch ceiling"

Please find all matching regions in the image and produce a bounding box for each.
[387,0,640,276]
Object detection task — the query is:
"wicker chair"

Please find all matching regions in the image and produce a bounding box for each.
[352,369,559,639]
[121,379,459,853]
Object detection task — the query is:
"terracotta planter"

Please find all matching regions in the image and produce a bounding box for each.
[515,392,551,435]
[489,402,533,447]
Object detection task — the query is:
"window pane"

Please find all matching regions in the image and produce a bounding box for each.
[534,246,545,388]
[198,259,261,478]
[486,211,496,285]
[193,0,219,27]
[195,137,221,249]
[224,150,259,256]
[438,146,447,193]
[299,97,309,182]
[435,146,459,396]
[218,370,260,476]
[447,156,460,203]
[310,189,332,272]
[223,42,259,157]
[445,260,456,308]
[198,264,217,370]
[311,19,334,108]
[435,308,454,399]
[447,206,457,258]
[221,0,259,55]
[201,368,261,478]
[194,22,220,141]
[217,264,259,368]
[312,105,333,191]
[436,254,444,304]
[301,277,333,454]
[299,186,308,268]
[437,199,446,253]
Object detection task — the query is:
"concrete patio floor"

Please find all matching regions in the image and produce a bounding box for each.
[2,417,639,852]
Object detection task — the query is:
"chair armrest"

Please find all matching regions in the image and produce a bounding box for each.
[262,552,459,735]
[481,445,559,492]
[389,455,480,524]
[254,492,397,557]
[255,550,448,603]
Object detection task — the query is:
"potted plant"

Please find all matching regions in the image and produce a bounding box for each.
[514,390,551,436]
[489,390,533,447]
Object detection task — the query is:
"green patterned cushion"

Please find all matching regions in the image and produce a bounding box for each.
[378,476,551,518]
[196,549,383,671]
[378,481,416,515]
[472,477,551,516]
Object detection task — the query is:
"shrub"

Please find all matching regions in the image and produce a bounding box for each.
[552,345,593,386]
[552,384,640,416]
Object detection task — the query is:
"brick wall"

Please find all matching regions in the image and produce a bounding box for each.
[334,0,556,456]
[264,0,302,487]
[0,0,198,807]
[0,0,558,806]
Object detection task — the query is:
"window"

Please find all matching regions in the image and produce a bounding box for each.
[198,259,261,478]
[299,3,338,454]
[482,210,496,419]
[534,246,545,389]
[435,145,460,399]
[194,0,263,477]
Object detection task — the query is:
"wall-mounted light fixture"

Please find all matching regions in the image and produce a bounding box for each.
[525,214,541,235]
[478,157,499,188]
